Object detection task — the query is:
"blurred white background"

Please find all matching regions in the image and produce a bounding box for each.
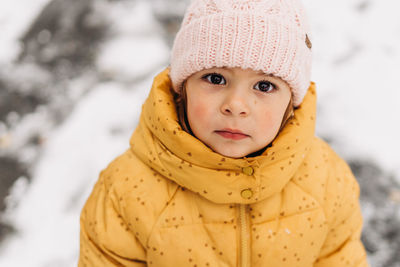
[0,0,399,266]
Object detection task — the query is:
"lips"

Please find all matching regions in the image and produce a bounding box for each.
[215,128,249,140]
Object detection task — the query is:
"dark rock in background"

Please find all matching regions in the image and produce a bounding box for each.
[0,157,26,241]
[0,157,28,213]
[19,0,107,78]
[350,160,400,267]
[0,88,46,123]
[0,222,15,244]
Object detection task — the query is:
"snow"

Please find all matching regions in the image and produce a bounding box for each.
[97,36,169,81]
[0,0,399,266]
[303,0,400,176]
[0,77,155,267]
[96,0,169,81]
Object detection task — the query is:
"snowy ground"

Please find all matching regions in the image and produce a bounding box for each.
[0,0,399,266]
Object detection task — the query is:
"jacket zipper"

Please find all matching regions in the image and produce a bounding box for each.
[238,204,250,267]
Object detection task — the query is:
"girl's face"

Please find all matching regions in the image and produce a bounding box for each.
[185,67,292,158]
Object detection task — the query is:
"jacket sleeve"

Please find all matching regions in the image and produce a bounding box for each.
[314,158,370,267]
[79,171,147,267]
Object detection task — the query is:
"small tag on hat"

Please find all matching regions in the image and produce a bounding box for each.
[305,34,312,50]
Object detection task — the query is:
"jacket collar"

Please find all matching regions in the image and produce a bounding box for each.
[130,68,316,204]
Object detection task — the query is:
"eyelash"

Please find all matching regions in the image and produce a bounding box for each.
[201,73,226,85]
[201,73,277,93]
[254,80,277,93]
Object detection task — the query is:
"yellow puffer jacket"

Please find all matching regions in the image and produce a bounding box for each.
[79,69,369,267]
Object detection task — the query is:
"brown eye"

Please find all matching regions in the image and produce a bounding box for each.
[254,80,276,92]
[203,73,226,85]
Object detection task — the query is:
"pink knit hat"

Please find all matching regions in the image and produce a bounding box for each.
[169,0,312,107]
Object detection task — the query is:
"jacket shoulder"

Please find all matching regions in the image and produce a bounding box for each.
[313,138,360,223]
[292,137,360,218]
[307,142,367,265]
[100,148,180,243]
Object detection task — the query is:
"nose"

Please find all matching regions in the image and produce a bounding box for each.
[220,90,250,117]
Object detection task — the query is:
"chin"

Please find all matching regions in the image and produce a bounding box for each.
[212,146,249,159]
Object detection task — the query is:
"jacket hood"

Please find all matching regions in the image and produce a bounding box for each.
[130,68,316,204]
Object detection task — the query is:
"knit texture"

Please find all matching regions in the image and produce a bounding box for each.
[169,0,312,106]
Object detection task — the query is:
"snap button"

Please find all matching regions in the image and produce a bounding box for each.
[241,189,253,199]
[242,166,254,176]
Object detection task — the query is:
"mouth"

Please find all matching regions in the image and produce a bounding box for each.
[215,128,250,140]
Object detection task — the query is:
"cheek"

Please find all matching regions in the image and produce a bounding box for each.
[187,97,214,130]
[190,102,209,118]
[258,112,277,132]
[255,105,286,136]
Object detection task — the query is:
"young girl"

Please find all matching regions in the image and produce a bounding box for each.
[79,0,369,266]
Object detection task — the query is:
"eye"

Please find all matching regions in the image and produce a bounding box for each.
[202,73,226,85]
[254,80,276,93]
